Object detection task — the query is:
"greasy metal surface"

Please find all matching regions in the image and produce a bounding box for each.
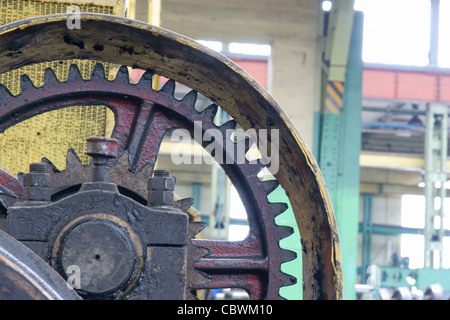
[58,219,137,295]
[0,13,342,299]
[9,185,190,299]
[0,229,81,300]
[8,141,193,299]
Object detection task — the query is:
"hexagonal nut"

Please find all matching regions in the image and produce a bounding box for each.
[22,172,50,188]
[148,176,176,191]
[148,190,174,206]
[23,186,51,201]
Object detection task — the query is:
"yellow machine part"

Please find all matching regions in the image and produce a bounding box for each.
[0,0,125,176]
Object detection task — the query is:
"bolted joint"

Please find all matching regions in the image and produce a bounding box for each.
[148,170,176,207]
[86,136,118,182]
[23,172,50,188]
[148,176,176,191]
[22,163,51,202]
[148,190,174,206]
[86,136,118,159]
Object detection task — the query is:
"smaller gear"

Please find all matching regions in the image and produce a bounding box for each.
[7,137,210,300]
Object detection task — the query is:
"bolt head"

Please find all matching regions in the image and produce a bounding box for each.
[22,173,50,188]
[148,190,174,206]
[148,176,176,191]
[86,137,118,158]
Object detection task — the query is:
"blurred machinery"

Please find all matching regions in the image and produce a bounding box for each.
[358,102,450,300]
[357,256,450,300]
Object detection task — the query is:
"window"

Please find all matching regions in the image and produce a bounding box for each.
[400,194,450,269]
[354,0,430,66]
[196,40,223,52]
[401,195,425,268]
[227,185,249,241]
[228,42,271,56]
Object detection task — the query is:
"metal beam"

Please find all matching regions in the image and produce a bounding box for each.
[359,152,450,171]
[429,0,440,66]
[360,194,373,283]
[424,103,448,268]
[324,0,355,82]
[319,12,363,300]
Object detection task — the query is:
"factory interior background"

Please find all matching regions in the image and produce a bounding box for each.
[1,0,450,300]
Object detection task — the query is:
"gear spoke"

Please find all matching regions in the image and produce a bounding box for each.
[0,169,22,198]
[191,274,265,300]
[194,257,268,274]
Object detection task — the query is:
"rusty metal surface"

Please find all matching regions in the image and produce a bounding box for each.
[0,13,342,299]
[9,176,192,299]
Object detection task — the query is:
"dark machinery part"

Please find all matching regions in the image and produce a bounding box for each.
[0,13,343,300]
[0,228,81,300]
[8,137,193,300]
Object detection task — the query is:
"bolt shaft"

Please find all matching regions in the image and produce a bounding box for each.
[86,137,118,182]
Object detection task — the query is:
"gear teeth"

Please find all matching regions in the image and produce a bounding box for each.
[112,151,134,174]
[159,79,175,96]
[8,61,304,299]
[67,64,83,82]
[19,74,35,93]
[201,103,218,122]
[187,221,212,299]
[91,62,106,80]
[65,148,84,168]
[174,197,194,212]
[180,90,197,108]
[218,119,237,135]
[270,202,288,217]
[188,261,210,282]
[135,160,155,177]
[246,156,266,169]
[279,272,297,291]
[43,67,59,85]
[137,69,153,87]
[41,157,60,174]
[280,246,297,263]
[114,65,130,83]
[189,221,207,237]
[0,84,13,103]
[261,179,279,194]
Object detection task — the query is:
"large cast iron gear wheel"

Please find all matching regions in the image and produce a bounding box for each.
[0,13,343,300]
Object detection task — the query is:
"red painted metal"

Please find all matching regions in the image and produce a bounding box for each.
[362,64,450,103]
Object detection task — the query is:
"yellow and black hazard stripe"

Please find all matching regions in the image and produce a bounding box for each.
[325,81,344,113]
